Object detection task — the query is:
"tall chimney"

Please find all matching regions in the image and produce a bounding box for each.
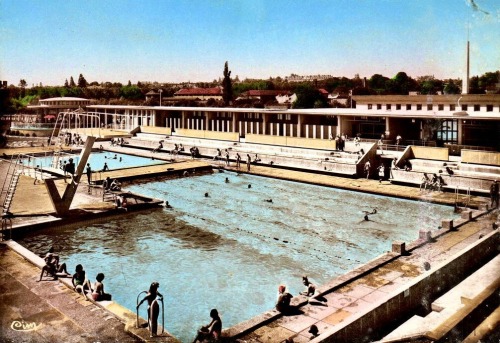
[462,41,470,94]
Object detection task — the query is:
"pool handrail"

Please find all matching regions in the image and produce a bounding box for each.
[136,290,148,328]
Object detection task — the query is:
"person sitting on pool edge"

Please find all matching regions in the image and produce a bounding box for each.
[72,264,92,298]
[110,179,121,191]
[38,248,71,281]
[276,285,293,313]
[300,276,317,297]
[91,273,112,301]
[101,162,109,172]
[192,308,222,343]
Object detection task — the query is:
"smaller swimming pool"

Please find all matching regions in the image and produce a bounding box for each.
[23,151,167,171]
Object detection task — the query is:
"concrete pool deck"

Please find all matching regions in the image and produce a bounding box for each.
[0,144,497,342]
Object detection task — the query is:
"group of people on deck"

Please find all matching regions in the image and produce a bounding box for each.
[38,247,112,303]
[276,276,325,339]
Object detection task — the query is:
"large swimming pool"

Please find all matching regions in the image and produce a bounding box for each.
[17,171,457,342]
[23,151,167,171]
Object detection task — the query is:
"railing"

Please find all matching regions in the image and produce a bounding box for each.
[10,123,56,129]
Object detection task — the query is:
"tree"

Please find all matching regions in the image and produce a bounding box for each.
[127,80,132,86]
[64,79,69,87]
[222,61,233,106]
[77,74,88,88]
[18,79,27,97]
[119,85,143,100]
[69,76,76,87]
[443,80,460,94]
[292,84,328,109]
[388,72,416,95]
[369,74,389,93]
[479,71,499,92]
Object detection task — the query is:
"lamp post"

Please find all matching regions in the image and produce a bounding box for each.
[158,89,163,106]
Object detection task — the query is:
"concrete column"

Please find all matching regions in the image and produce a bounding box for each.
[270,123,274,136]
[313,125,316,139]
[262,114,267,135]
[297,115,302,137]
[320,125,324,139]
[306,124,309,138]
[385,117,390,138]
[181,111,186,129]
[458,120,463,145]
[283,123,287,137]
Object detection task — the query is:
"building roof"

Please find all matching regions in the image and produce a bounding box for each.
[240,90,291,97]
[174,88,222,96]
[39,97,89,102]
[353,94,500,104]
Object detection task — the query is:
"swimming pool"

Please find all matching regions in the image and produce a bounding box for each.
[17,171,457,342]
[23,151,167,171]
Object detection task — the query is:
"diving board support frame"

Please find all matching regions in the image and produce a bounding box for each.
[44,136,96,216]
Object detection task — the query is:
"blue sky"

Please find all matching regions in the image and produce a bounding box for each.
[1,0,498,86]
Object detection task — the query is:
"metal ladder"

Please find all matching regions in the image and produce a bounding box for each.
[1,154,24,215]
[454,186,471,210]
[49,112,70,169]
[1,155,25,240]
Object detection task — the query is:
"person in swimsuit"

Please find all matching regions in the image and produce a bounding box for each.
[72,264,92,297]
[192,308,222,343]
[91,273,112,301]
[137,282,163,337]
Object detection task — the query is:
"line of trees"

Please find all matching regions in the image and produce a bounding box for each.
[1,69,498,114]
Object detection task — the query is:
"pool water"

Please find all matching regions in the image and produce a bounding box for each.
[17,171,457,342]
[23,151,167,171]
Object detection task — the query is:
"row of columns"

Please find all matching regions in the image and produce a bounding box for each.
[164,111,344,139]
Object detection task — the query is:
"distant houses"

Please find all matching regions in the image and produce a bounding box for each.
[173,87,223,100]
[237,90,296,106]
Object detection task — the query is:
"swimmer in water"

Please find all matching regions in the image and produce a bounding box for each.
[225,177,229,183]
[205,192,209,197]
[362,208,377,221]
[265,199,273,203]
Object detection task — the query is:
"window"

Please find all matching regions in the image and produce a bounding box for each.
[285,114,291,121]
[474,104,480,111]
[438,104,444,111]
[450,104,456,111]
[406,104,411,110]
[486,105,493,112]
[417,104,422,110]
[386,104,391,110]
[437,119,458,144]
[377,104,382,110]
[368,104,372,110]
[427,104,433,110]
[396,104,401,110]
[462,104,468,111]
